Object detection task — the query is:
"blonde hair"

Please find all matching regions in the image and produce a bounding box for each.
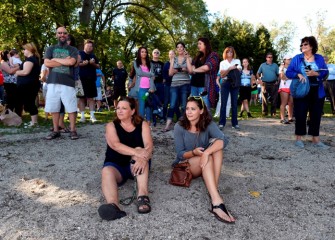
[23,42,40,61]
[222,46,236,60]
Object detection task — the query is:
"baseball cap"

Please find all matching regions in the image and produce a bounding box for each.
[283,54,292,60]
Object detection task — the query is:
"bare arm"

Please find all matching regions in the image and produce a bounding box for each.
[15,61,33,76]
[52,56,76,66]
[44,59,62,68]
[1,62,19,74]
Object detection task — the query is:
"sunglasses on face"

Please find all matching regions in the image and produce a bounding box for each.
[188,96,204,109]
[267,56,273,59]
[153,52,160,54]
[300,43,309,47]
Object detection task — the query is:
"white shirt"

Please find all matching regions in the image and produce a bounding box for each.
[219,59,242,79]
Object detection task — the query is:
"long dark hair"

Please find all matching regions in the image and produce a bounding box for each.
[0,50,10,62]
[67,34,77,47]
[113,96,143,126]
[135,46,151,70]
[193,37,213,65]
[179,97,212,131]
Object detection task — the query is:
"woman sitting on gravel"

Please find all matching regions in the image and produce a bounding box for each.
[173,96,235,224]
[99,96,153,220]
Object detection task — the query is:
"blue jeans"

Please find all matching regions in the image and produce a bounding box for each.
[138,88,152,121]
[167,84,190,119]
[219,81,239,127]
[190,86,211,111]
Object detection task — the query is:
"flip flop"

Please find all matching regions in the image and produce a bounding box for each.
[98,203,126,220]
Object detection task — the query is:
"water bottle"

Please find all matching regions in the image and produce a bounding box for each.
[142,92,149,100]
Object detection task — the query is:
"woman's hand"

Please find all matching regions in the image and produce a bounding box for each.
[130,157,148,176]
[298,73,306,83]
[133,147,150,161]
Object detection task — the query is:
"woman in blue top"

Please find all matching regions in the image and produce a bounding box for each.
[173,96,235,224]
[239,58,254,118]
[286,36,329,149]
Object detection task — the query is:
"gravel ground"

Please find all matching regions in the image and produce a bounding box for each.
[0,117,334,240]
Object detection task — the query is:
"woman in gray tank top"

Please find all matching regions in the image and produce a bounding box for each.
[162,42,192,132]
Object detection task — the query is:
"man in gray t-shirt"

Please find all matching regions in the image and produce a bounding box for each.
[256,52,279,116]
[44,26,79,140]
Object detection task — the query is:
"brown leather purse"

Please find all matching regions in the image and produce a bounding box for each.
[169,161,192,187]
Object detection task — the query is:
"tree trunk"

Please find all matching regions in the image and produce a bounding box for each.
[79,0,93,26]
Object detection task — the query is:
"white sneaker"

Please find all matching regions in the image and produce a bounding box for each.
[24,122,38,128]
[90,116,97,123]
[79,118,86,123]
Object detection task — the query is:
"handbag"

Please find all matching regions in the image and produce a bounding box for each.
[169,161,192,187]
[290,78,310,98]
[0,107,22,126]
[290,60,311,98]
[75,79,84,97]
[227,68,241,88]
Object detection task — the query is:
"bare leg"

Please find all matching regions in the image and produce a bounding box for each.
[288,95,294,120]
[68,112,77,132]
[280,92,289,120]
[51,112,60,132]
[212,150,223,188]
[31,114,38,124]
[101,166,122,207]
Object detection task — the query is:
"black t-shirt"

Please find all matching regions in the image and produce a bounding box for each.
[17,56,41,86]
[191,61,205,87]
[151,60,164,84]
[79,51,99,79]
[112,68,128,87]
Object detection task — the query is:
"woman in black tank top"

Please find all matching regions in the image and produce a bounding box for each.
[99,96,153,220]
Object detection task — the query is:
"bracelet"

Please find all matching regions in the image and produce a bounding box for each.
[192,149,195,156]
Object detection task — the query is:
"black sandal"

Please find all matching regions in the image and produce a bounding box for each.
[209,203,235,224]
[137,195,151,214]
[98,203,126,220]
[45,131,60,140]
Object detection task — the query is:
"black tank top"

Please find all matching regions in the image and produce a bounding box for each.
[104,121,144,166]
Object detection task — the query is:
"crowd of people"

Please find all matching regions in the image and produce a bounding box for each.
[1,30,333,222]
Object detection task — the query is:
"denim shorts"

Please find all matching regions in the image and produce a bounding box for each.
[103,162,134,186]
[103,160,151,186]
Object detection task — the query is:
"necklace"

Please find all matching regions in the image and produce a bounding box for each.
[304,54,313,61]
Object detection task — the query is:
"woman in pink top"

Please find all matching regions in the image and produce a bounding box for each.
[133,47,156,123]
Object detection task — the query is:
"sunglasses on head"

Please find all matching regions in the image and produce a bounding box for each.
[188,96,204,109]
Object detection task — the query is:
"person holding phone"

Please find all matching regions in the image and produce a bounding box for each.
[218,46,242,130]
[163,41,192,132]
[286,36,329,149]
[99,96,153,220]
[173,96,235,224]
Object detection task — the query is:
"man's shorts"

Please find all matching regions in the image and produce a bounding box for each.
[95,87,102,101]
[45,83,77,113]
[80,77,97,98]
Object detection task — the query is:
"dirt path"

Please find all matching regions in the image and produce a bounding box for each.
[0,118,334,239]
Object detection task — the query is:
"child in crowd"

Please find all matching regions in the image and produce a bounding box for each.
[9,49,22,67]
[250,77,258,106]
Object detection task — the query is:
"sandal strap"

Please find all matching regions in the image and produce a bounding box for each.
[212,203,229,216]
[137,195,150,204]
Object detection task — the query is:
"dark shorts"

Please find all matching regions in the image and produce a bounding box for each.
[79,77,97,98]
[103,160,151,186]
[113,85,127,100]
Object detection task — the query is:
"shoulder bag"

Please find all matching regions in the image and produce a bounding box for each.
[290,61,310,98]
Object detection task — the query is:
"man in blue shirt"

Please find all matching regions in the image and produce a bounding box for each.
[323,56,335,114]
[256,52,279,116]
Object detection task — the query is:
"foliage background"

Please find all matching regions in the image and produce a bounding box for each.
[1,0,334,77]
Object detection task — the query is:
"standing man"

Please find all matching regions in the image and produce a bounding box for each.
[151,49,164,125]
[78,39,100,123]
[151,49,164,103]
[111,60,128,108]
[256,52,279,117]
[44,26,79,140]
[323,56,335,114]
